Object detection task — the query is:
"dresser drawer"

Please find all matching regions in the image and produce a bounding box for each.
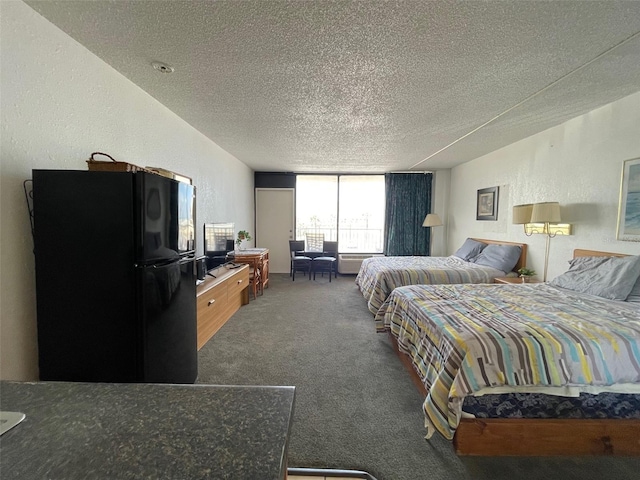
[196,283,227,349]
[197,282,227,313]
[228,266,249,300]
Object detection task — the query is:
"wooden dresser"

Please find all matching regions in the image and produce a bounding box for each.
[196,263,249,350]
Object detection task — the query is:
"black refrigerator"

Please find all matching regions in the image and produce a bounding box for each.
[32,170,198,383]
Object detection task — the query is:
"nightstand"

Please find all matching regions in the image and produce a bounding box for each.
[494,277,542,284]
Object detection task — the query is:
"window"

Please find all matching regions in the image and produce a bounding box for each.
[296,175,385,253]
[296,175,338,242]
[338,176,385,253]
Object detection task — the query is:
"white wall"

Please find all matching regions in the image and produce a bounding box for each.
[0,1,254,380]
[431,169,450,257]
[449,91,640,281]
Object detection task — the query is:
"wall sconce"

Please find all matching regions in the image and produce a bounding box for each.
[512,202,572,282]
[523,223,572,236]
[422,213,443,256]
[512,203,533,228]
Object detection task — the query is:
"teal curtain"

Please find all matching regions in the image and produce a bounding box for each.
[384,173,433,256]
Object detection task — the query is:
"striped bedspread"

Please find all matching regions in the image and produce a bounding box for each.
[374,283,640,440]
[355,255,504,314]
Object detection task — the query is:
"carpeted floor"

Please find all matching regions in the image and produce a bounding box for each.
[197,273,640,480]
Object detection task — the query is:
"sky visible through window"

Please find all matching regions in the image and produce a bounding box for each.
[296,175,385,253]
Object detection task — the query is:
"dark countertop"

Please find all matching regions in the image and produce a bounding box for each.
[0,381,295,480]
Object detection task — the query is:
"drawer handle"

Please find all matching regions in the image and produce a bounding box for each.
[237,279,243,284]
[208,299,215,306]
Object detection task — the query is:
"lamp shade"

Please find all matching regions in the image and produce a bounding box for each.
[530,202,561,223]
[422,213,443,227]
[512,204,533,224]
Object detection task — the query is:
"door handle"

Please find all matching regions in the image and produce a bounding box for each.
[208,299,215,306]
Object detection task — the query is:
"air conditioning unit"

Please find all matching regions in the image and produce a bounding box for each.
[338,254,383,274]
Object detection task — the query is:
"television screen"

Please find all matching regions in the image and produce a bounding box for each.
[203,223,234,269]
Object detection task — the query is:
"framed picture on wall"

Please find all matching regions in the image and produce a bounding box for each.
[476,186,499,221]
[616,157,640,242]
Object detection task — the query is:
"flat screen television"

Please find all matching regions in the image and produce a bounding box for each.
[203,223,235,269]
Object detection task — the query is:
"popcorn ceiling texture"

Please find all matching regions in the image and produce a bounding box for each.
[21,0,640,173]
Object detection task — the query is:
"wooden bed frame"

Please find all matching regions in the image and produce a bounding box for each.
[390,248,640,456]
[471,238,528,273]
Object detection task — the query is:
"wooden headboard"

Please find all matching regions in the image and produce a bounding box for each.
[471,238,528,272]
[573,249,629,258]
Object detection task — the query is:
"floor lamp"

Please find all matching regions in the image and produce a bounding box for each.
[422,213,443,256]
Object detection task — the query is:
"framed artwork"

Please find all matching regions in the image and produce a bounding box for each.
[476,186,499,221]
[617,157,640,242]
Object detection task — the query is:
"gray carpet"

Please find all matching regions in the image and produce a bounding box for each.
[197,273,640,480]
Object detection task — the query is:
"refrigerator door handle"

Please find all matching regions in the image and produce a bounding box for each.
[135,258,181,269]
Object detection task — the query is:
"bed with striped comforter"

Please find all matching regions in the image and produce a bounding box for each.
[374,282,640,440]
[355,255,504,314]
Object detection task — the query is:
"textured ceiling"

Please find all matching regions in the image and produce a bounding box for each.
[25,1,640,173]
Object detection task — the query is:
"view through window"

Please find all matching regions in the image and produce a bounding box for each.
[296,175,385,253]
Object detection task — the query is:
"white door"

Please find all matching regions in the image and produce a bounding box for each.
[256,188,295,274]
